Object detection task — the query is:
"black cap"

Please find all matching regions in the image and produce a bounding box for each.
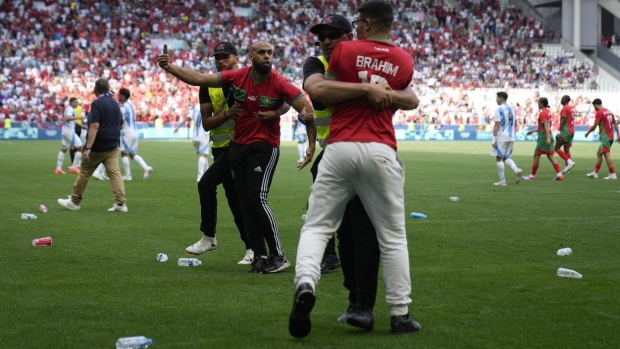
[592,98,602,105]
[211,42,238,57]
[310,14,353,34]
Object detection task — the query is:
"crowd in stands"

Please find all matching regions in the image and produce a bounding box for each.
[0,0,610,129]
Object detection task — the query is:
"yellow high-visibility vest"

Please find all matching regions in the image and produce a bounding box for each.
[208,88,236,148]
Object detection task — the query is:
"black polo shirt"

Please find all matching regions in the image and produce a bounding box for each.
[88,94,122,152]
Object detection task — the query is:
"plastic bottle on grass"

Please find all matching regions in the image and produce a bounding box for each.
[557,247,572,256]
[178,258,202,266]
[410,212,427,219]
[116,336,153,349]
[557,268,582,279]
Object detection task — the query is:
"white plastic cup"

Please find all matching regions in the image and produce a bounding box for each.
[39,205,48,213]
[156,253,168,262]
[449,197,459,202]
[557,247,572,256]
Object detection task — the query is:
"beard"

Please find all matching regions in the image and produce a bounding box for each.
[253,61,271,75]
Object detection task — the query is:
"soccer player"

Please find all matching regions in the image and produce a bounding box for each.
[295,118,308,164]
[117,88,153,180]
[174,105,211,182]
[556,95,576,173]
[523,97,563,181]
[158,40,317,274]
[55,97,83,174]
[289,0,421,338]
[491,91,523,186]
[585,98,620,179]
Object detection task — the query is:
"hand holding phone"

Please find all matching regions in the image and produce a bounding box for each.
[163,44,168,54]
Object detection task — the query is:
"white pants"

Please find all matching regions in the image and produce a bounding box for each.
[61,129,82,149]
[295,142,412,307]
[491,140,514,158]
[193,135,210,155]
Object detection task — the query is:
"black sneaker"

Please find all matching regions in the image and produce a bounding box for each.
[320,255,341,274]
[248,256,268,273]
[262,255,291,274]
[391,313,421,335]
[346,304,374,330]
[289,283,316,338]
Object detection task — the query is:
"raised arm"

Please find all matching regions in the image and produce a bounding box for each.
[158,54,221,87]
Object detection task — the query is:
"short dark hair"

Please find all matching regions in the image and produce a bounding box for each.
[94,78,110,94]
[496,92,508,100]
[592,98,602,105]
[119,88,130,99]
[538,97,549,107]
[561,95,570,102]
[69,97,77,104]
[358,0,394,31]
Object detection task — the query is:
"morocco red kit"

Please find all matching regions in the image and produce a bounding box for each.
[325,37,414,150]
[560,104,574,134]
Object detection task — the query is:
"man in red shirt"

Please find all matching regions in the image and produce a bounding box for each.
[523,97,563,181]
[585,98,620,179]
[158,41,316,274]
[289,0,421,338]
[556,95,576,173]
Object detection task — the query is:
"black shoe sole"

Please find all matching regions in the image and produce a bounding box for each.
[346,317,374,331]
[289,290,316,338]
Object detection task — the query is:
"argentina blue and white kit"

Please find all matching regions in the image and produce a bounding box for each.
[189,107,210,155]
[120,100,139,154]
[61,105,83,149]
[492,102,517,158]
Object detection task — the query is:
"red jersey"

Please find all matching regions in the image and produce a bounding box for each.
[326,37,414,150]
[537,108,552,136]
[218,66,304,147]
[560,104,574,134]
[594,107,616,142]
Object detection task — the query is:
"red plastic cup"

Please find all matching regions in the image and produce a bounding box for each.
[32,237,52,246]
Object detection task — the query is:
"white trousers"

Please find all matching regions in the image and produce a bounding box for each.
[295,142,412,307]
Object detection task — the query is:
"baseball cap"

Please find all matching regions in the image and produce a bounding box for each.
[310,14,353,34]
[211,42,238,57]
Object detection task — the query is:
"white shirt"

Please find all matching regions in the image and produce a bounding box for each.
[121,100,137,135]
[189,107,208,139]
[63,105,76,132]
[494,102,516,142]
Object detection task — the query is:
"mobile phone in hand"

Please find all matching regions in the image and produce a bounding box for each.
[163,44,168,54]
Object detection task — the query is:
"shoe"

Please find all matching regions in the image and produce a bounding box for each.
[248,256,268,273]
[69,166,80,174]
[58,198,80,211]
[93,172,105,181]
[562,160,575,174]
[185,236,217,255]
[122,175,133,181]
[102,174,110,180]
[493,180,507,186]
[337,304,355,323]
[262,255,291,274]
[107,203,128,212]
[54,169,66,175]
[553,174,564,181]
[604,173,617,180]
[515,169,522,184]
[320,255,341,274]
[237,249,254,265]
[346,304,375,330]
[144,166,153,180]
[586,171,599,179]
[289,283,316,338]
[522,175,535,181]
[391,313,422,335]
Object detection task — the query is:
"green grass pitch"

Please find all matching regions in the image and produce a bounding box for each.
[1,140,618,348]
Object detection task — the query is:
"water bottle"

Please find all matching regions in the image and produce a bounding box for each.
[557,267,582,279]
[557,247,572,256]
[178,257,202,266]
[449,197,459,202]
[21,213,37,219]
[410,212,427,219]
[116,336,153,349]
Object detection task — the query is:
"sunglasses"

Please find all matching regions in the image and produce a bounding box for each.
[351,18,368,28]
[317,31,345,42]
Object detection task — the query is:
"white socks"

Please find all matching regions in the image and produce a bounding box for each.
[122,156,131,177]
[504,158,519,173]
[71,151,82,167]
[496,161,505,181]
[56,151,65,170]
[95,163,106,175]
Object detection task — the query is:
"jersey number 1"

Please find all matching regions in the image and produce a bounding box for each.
[358,71,389,85]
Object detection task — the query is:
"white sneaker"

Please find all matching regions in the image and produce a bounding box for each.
[562,160,575,174]
[586,171,599,179]
[515,169,522,184]
[186,236,217,255]
[144,166,153,180]
[93,172,105,181]
[107,203,128,212]
[122,175,133,181]
[493,180,507,186]
[604,173,617,180]
[58,198,80,211]
[237,249,254,265]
